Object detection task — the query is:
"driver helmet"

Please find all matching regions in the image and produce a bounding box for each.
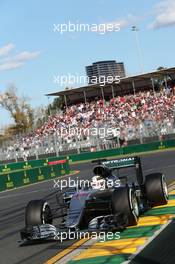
[91,175,106,190]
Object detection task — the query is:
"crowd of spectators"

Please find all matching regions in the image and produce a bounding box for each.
[1,89,175,161]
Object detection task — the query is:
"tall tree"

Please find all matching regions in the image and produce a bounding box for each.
[0,86,34,135]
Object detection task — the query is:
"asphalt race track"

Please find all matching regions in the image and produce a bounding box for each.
[0,150,175,264]
[130,219,175,264]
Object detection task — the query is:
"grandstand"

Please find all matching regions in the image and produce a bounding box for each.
[0,68,175,163]
[47,67,175,106]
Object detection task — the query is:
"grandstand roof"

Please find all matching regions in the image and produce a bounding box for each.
[46,67,175,105]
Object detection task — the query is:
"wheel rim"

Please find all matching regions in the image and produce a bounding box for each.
[129,189,139,220]
[162,175,168,201]
[42,202,52,224]
[132,196,139,217]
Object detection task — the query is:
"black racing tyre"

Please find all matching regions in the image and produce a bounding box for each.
[25,200,53,226]
[145,173,168,206]
[112,187,139,226]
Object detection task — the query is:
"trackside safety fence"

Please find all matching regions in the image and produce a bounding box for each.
[0,139,174,192]
[0,157,70,192]
[67,139,175,162]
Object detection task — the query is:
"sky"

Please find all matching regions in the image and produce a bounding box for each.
[0,0,175,127]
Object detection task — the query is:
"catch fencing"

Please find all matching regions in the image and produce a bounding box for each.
[0,120,175,162]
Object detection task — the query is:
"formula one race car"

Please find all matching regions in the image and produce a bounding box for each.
[20,156,168,242]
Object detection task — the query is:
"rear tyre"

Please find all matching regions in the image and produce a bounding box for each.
[145,173,168,206]
[112,187,139,226]
[25,199,53,226]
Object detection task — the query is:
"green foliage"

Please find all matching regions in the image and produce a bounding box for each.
[0,86,34,135]
[46,96,64,116]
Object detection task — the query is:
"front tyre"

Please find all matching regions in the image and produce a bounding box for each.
[25,199,53,226]
[112,187,139,226]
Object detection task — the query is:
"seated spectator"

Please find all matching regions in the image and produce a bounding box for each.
[2,89,175,160]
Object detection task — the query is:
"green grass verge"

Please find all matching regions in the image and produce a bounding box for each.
[69,255,130,264]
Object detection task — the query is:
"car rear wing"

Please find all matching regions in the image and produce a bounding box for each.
[92,157,140,169]
[92,156,144,185]
[101,157,139,170]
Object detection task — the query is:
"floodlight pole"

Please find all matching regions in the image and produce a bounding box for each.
[132,26,144,74]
